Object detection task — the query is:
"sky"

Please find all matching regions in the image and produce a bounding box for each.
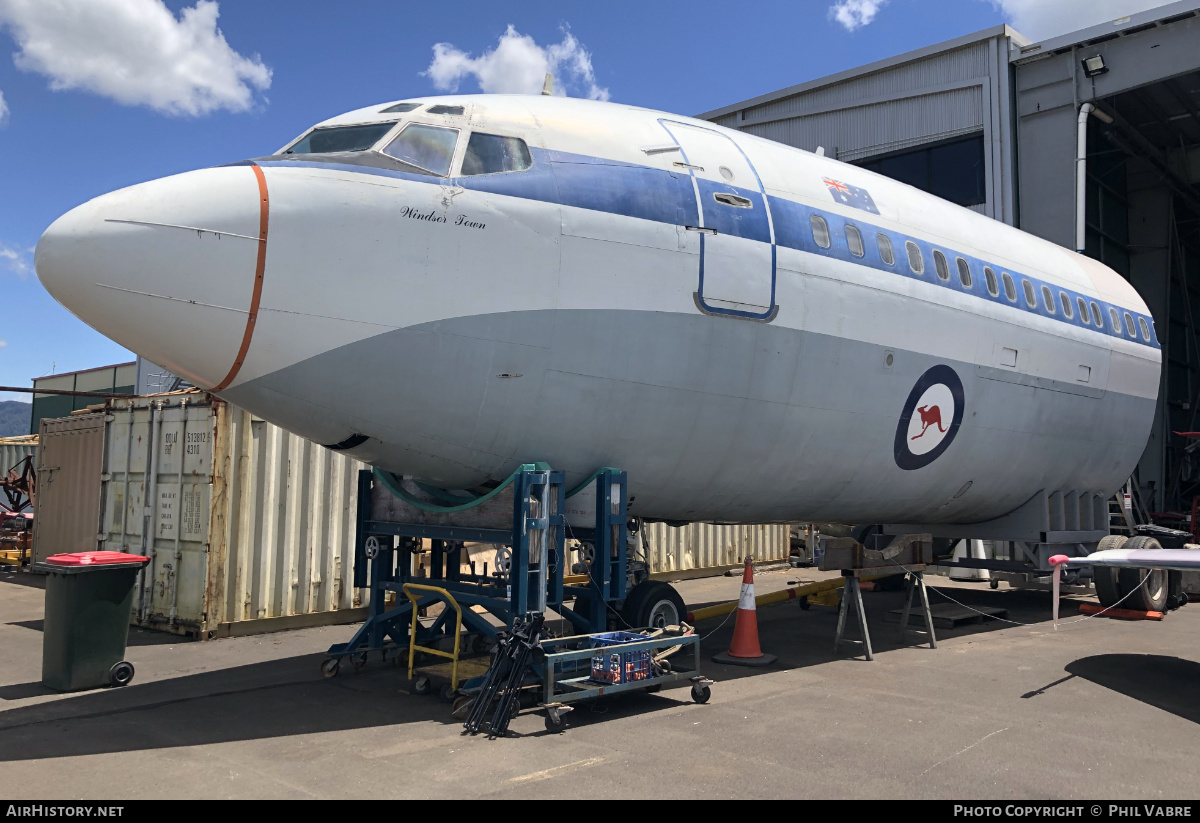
[0,0,1180,401]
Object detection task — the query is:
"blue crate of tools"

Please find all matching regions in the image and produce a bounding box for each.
[588,631,653,684]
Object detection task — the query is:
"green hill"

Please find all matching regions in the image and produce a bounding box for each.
[0,401,32,437]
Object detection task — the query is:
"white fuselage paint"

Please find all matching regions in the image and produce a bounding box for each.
[35,95,1161,526]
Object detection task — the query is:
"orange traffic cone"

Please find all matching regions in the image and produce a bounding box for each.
[712,556,777,667]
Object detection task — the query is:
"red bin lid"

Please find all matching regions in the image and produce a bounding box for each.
[44,551,150,566]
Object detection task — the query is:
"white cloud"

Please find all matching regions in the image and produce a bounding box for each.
[990,0,1174,40]
[0,244,31,278]
[425,25,609,101]
[829,0,888,31]
[0,89,7,124]
[0,340,7,349]
[0,0,271,117]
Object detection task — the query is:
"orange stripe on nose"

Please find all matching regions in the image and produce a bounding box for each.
[210,164,269,392]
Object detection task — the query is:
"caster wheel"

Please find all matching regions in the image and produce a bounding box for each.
[798,596,810,611]
[544,712,565,732]
[439,683,457,703]
[321,658,340,678]
[413,676,432,695]
[990,580,999,590]
[451,696,474,719]
[109,661,135,688]
[351,652,368,671]
[691,684,711,704]
[645,684,662,694]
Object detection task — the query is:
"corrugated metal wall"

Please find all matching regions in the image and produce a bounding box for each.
[641,521,788,573]
[211,403,366,626]
[33,414,106,563]
[0,437,36,473]
[701,30,1018,224]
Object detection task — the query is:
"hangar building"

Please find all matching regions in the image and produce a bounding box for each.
[700,1,1200,519]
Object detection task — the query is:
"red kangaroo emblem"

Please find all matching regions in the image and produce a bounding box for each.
[911,404,947,440]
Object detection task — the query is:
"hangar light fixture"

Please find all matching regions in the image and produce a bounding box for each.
[1082,55,1109,78]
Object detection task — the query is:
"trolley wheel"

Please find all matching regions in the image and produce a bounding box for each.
[413,676,432,695]
[108,661,135,688]
[691,684,711,704]
[645,684,663,694]
[544,712,566,732]
[439,683,457,703]
[990,580,999,590]
[451,696,474,718]
[351,652,369,671]
[798,595,811,610]
[321,658,340,678]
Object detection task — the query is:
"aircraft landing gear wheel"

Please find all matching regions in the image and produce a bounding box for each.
[691,684,711,704]
[1093,535,1128,608]
[108,661,134,688]
[1118,536,1169,612]
[321,658,340,678]
[413,676,432,695]
[439,683,457,703]
[621,581,686,629]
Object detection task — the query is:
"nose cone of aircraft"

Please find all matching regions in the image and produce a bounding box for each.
[36,165,266,389]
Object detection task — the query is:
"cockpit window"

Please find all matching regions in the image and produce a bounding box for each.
[284,122,396,155]
[461,133,532,175]
[381,123,460,176]
[426,105,465,115]
[380,102,421,113]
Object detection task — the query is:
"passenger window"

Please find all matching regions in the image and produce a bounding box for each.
[906,241,924,274]
[1090,301,1102,327]
[1077,297,1089,323]
[1002,272,1017,302]
[460,132,532,175]
[1060,292,1073,318]
[877,234,894,265]
[811,215,831,249]
[845,225,864,257]
[1041,285,1055,314]
[984,267,998,297]
[382,123,459,175]
[956,257,972,288]
[933,250,950,281]
[1138,317,1151,341]
[1023,280,1036,307]
[1124,312,1135,336]
[1109,307,1121,331]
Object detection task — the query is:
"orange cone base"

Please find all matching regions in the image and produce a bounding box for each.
[712,650,776,667]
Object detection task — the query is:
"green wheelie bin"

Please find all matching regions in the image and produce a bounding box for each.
[34,551,151,691]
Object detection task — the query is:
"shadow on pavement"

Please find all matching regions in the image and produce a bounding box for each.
[0,569,45,590]
[1065,654,1200,725]
[4,619,190,648]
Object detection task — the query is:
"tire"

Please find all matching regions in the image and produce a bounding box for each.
[413,676,432,695]
[621,581,686,630]
[108,661,135,688]
[1118,536,1169,612]
[1092,535,1128,608]
[321,658,340,678]
[439,683,457,703]
[544,712,565,732]
[690,684,711,704]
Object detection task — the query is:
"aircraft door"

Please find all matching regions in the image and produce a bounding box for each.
[660,120,776,320]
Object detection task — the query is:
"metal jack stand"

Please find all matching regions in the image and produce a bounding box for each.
[834,571,873,660]
[898,567,936,649]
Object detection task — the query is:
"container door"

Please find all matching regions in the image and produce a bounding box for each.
[32,414,107,564]
[659,120,776,320]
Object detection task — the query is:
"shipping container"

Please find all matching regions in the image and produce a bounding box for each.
[33,391,792,638]
[0,435,37,475]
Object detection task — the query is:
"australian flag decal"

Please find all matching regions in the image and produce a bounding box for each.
[822,178,880,215]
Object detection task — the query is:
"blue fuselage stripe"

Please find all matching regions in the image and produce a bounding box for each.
[253,149,1159,349]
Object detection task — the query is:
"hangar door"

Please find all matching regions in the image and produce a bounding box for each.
[659,121,777,319]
